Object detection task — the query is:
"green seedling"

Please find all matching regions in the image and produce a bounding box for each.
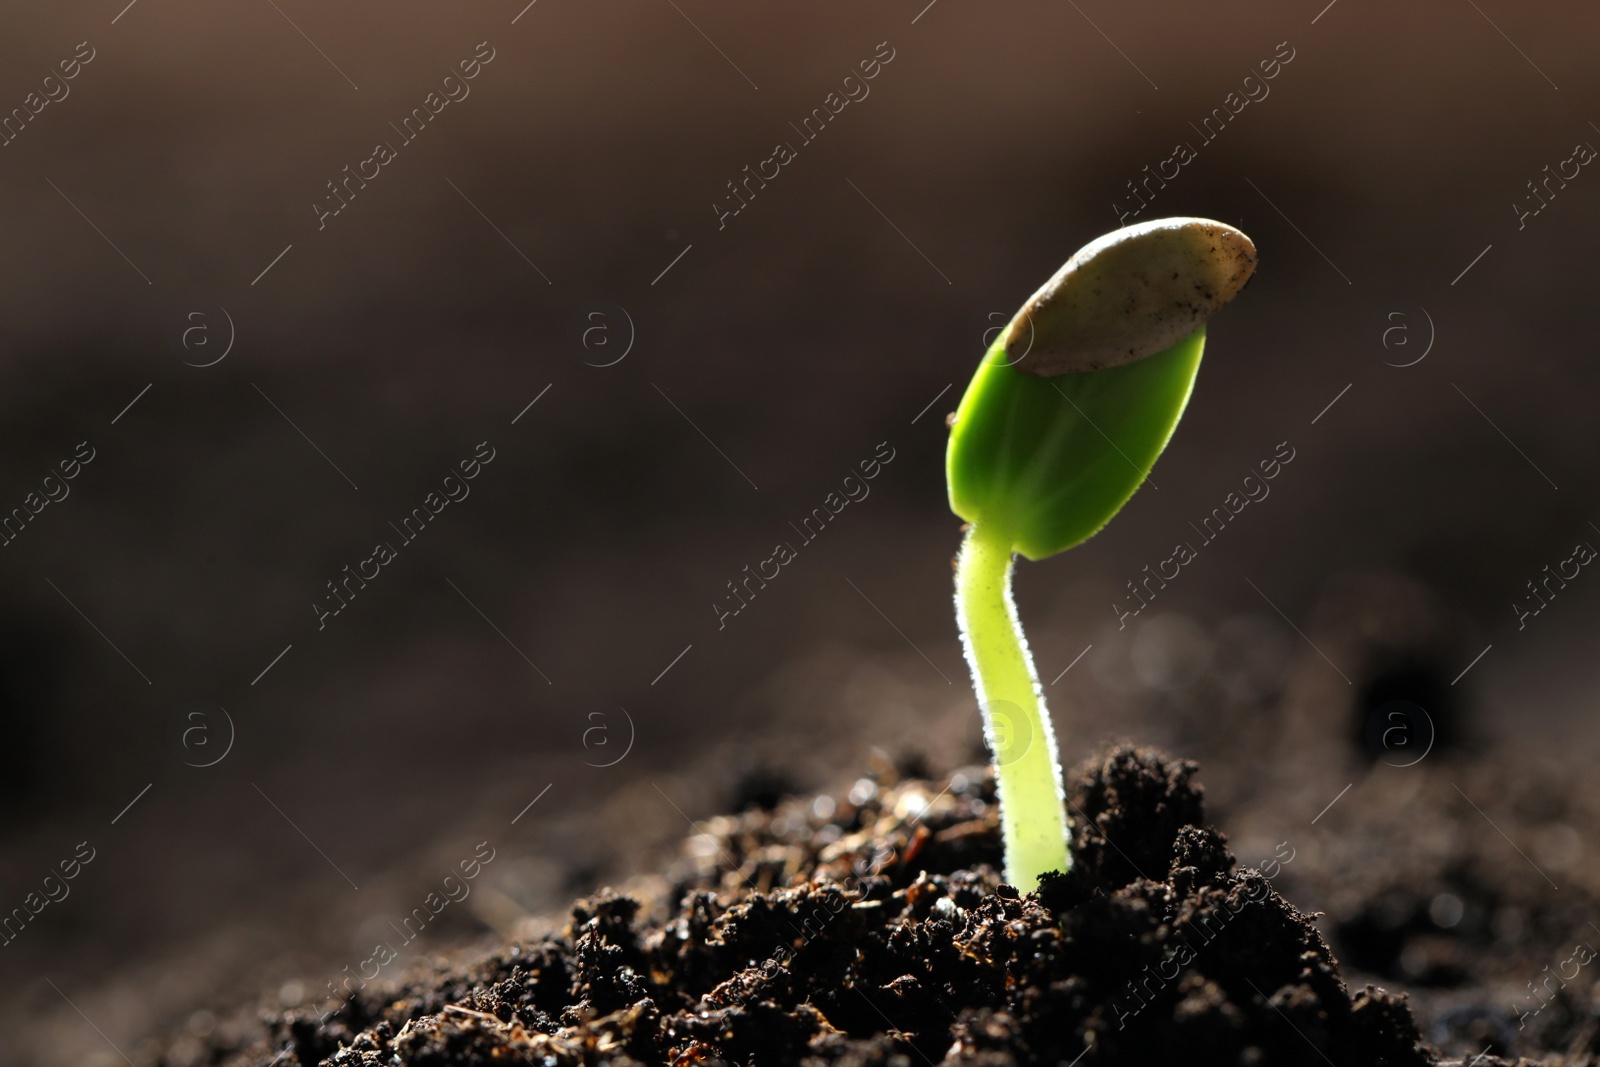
[946,217,1256,890]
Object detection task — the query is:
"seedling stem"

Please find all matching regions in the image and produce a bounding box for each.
[956,519,1069,888]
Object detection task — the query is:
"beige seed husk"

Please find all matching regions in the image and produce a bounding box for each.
[1005,217,1256,377]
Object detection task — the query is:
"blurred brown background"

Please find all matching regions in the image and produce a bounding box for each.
[2,1,1599,1062]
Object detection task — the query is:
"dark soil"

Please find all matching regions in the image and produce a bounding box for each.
[185,744,1472,1067]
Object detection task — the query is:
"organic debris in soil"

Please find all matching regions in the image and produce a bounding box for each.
[212,744,1439,1066]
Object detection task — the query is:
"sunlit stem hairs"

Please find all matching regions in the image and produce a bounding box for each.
[945,217,1257,890]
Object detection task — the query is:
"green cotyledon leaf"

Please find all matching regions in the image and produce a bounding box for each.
[947,329,1203,560]
[945,217,1254,561]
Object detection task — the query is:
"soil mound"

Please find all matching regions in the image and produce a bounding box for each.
[204,744,1446,1066]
